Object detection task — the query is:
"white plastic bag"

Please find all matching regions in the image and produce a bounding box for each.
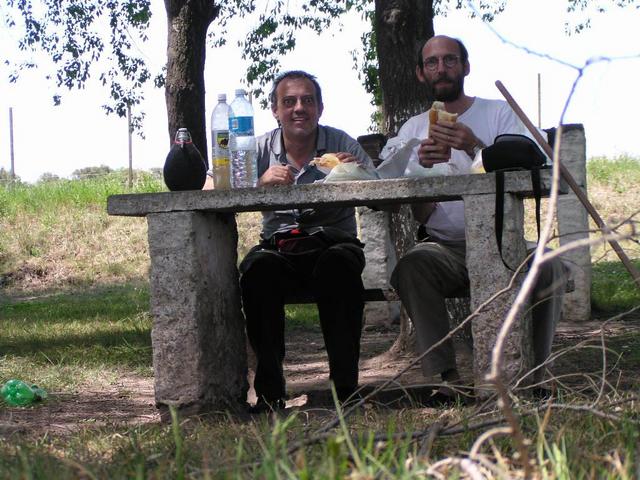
[405,159,458,177]
[323,161,380,182]
[376,136,456,178]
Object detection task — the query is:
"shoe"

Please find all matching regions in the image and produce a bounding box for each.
[336,386,358,404]
[247,397,286,414]
[422,386,474,408]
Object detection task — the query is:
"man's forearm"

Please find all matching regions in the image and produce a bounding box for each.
[411,202,437,224]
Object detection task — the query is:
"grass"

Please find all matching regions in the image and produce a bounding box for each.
[1,283,153,392]
[1,398,639,478]
[1,158,640,478]
[592,260,640,312]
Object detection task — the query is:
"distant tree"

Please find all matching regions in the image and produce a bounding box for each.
[149,167,163,179]
[0,167,21,184]
[38,172,61,183]
[71,165,113,180]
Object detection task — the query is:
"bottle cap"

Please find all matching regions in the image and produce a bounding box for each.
[217,93,227,102]
[235,88,246,97]
[175,128,192,143]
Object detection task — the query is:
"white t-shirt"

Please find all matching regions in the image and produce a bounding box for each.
[396,97,526,241]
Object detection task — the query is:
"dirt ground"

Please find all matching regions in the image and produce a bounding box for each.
[2,313,640,437]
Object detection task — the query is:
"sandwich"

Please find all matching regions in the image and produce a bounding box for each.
[310,153,341,170]
[428,101,458,125]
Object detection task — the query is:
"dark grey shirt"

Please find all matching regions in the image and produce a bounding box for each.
[256,125,373,239]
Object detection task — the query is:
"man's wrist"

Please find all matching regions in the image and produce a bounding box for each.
[466,139,485,158]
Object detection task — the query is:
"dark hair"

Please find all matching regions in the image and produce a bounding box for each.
[416,36,469,69]
[269,70,323,108]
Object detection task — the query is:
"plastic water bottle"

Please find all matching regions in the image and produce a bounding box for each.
[1,379,47,407]
[163,128,207,191]
[210,93,231,190]
[228,89,257,188]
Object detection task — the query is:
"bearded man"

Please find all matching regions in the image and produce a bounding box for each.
[389,35,566,405]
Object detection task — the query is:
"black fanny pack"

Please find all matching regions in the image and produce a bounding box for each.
[481,134,549,270]
[267,226,364,255]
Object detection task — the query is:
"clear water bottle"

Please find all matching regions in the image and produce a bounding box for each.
[210,93,231,190]
[228,89,257,188]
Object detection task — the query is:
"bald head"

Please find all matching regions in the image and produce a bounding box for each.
[417,35,469,70]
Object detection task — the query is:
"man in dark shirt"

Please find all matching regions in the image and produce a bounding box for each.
[240,70,373,412]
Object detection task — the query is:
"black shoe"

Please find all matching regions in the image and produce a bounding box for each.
[336,386,358,404]
[247,398,286,414]
[422,386,474,408]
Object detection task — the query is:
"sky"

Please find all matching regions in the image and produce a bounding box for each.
[0,0,639,183]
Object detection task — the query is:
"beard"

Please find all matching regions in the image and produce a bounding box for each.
[426,74,464,102]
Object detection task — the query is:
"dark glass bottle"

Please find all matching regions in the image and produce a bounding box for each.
[163,128,207,191]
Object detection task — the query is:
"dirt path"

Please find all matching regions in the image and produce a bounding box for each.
[2,314,640,437]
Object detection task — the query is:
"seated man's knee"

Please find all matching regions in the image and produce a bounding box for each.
[240,248,291,286]
[391,244,441,287]
[314,244,364,277]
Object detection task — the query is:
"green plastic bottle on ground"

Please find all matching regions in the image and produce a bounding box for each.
[1,379,47,406]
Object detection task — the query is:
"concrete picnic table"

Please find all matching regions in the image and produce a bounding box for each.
[107,171,561,415]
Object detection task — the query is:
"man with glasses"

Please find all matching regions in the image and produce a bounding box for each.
[389,35,566,404]
[239,70,374,413]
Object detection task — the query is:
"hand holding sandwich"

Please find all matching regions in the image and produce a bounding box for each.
[429,121,482,157]
[419,101,484,167]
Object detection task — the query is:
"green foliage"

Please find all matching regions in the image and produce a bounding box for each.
[285,304,321,330]
[71,164,113,180]
[0,169,163,220]
[37,172,61,183]
[587,155,640,191]
[566,0,640,33]
[0,167,21,183]
[232,0,510,108]
[4,0,154,129]
[591,259,640,312]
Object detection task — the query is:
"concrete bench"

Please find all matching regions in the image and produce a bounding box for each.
[108,171,565,415]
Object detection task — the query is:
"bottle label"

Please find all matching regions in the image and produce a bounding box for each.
[214,131,229,152]
[229,116,254,136]
[213,157,230,167]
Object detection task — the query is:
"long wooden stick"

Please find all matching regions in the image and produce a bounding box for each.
[495,80,640,289]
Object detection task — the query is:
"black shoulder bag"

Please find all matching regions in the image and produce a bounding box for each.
[481,134,548,269]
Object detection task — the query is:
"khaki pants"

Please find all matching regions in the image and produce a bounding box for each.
[390,240,566,381]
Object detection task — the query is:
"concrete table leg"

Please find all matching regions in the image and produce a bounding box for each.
[557,125,591,321]
[147,211,248,417]
[463,193,533,397]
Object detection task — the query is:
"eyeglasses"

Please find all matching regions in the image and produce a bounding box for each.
[423,54,460,71]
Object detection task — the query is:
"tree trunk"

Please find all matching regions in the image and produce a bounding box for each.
[375,0,435,354]
[374,0,434,136]
[164,0,219,166]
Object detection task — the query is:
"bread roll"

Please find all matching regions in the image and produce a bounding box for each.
[311,153,340,169]
[428,101,458,124]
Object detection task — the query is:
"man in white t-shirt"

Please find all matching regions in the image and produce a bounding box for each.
[389,35,566,404]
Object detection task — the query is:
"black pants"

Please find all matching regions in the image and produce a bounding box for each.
[239,242,365,402]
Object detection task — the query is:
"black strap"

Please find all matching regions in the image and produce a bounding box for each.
[494,168,543,271]
[495,170,505,257]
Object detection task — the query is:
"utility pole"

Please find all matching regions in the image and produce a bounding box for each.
[537,73,542,128]
[9,107,15,179]
[127,104,133,189]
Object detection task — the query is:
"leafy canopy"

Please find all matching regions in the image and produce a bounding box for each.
[3,0,635,127]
